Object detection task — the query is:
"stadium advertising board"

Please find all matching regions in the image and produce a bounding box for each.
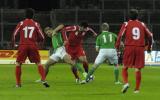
[0,50,48,64]
[145,51,160,66]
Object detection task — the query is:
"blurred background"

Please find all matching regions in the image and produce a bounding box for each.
[0,0,160,62]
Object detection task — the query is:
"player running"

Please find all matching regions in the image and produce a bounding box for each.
[36,24,87,83]
[61,22,97,74]
[116,9,153,93]
[12,8,49,88]
[82,23,121,84]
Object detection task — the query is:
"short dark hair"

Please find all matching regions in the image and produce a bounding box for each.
[101,23,109,31]
[80,21,88,28]
[129,9,138,20]
[25,8,34,19]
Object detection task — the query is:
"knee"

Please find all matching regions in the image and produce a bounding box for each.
[16,62,21,66]
[135,68,141,72]
[123,67,128,70]
[93,64,99,69]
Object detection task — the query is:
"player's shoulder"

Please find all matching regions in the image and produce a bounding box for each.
[18,19,26,25]
[139,21,146,27]
[108,31,116,34]
[96,33,101,39]
[111,32,117,37]
[19,21,24,25]
[122,21,128,27]
[31,20,39,25]
[65,25,78,30]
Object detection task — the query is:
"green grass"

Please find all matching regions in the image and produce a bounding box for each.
[0,64,160,100]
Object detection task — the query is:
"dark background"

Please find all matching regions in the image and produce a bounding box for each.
[0,0,59,10]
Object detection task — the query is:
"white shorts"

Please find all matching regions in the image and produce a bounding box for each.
[50,46,67,62]
[94,49,118,65]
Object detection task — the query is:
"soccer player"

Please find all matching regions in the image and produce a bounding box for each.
[116,9,153,93]
[38,25,87,83]
[61,22,97,74]
[12,8,49,88]
[83,23,121,84]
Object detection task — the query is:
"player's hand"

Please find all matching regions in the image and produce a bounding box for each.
[63,41,68,46]
[13,44,19,49]
[93,33,97,37]
[147,48,152,53]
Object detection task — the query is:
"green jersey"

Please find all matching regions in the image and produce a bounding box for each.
[96,31,117,49]
[52,32,63,50]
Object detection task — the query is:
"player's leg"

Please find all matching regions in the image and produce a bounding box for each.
[122,67,129,84]
[28,46,49,87]
[121,66,130,93]
[15,45,27,87]
[15,62,22,87]
[78,55,89,72]
[78,48,89,73]
[113,64,121,84]
[85,52,106,82]
[63,54,83,81]
[44,58,57,77]
[35,62,49,87]
[108,49,121,84]
[134,68,141,93]
[121,46,134,93]
[65,46,82,81]
[134,47,144,93]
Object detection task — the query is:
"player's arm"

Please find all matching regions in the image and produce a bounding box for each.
[35,22,45,41]
[61,26,77,45]
[144,24,153,53]
[44,24,65,37]
[12,21,23,48]
[95,36,100,52]
[115,22,127,51]
[53,24,64,32]
[52,24,65,36]
[86,27,97,37]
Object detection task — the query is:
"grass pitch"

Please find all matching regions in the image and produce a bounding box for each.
[0,64,160,100]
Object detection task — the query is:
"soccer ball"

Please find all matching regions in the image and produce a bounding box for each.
[87,75,95,82]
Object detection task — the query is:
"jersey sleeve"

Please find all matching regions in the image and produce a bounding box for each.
[112,33,117,41]
[12,21,23,46]
[115,22,127,50]
[86,27,97,36]
[61,26,77,41]
[143,23,153,50]
[96,36,100,48]
[35,22,45,41]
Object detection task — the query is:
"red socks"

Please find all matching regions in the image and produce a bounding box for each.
[83,62,89,73]
[71,67,79,79]
[38,65,46,81]
[15,66,21,85]
[122,68,128,84]
[135,71,141,90]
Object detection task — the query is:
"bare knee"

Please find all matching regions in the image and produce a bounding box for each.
[135,68,141,72]
[16,62,22,66]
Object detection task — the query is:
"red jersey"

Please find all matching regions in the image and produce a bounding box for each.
[61,25,97,46]
[13,19,44,46]
[116,20,153,49]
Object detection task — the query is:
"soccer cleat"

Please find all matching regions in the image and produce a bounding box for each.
[86,75,95,82]
[15,84,21,88]
[134,90,140,93]
[121,83,129,93]
[35,78,42,83]
[75,78,81,84]
[80,80,87,84]
[115,81,122,85]
[42,81,50,88]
